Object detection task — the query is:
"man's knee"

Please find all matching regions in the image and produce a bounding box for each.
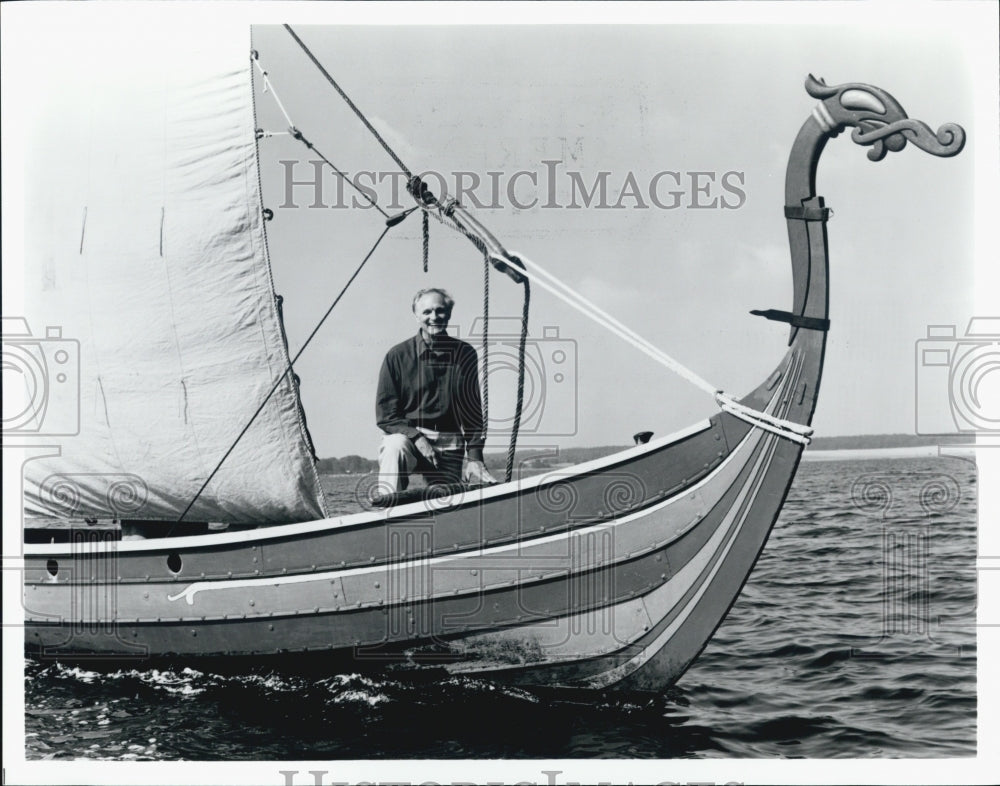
[380,433,414,458]
[377,434,419,495]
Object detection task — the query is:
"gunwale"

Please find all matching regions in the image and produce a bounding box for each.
[22,418,718,556]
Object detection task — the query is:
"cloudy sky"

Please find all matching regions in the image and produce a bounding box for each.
[248,18,984,459]
[4,4,994,464]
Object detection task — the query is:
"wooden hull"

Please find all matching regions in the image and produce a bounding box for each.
[23,324,824,691]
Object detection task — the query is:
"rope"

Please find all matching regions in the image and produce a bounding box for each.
[505,279,531,482]
[481,248,490,439]
[174,225,392,527]
[290,129,390,219]
[252,48,389,219]
[422,211,429,272]
[284,24,413,179]
[413,200,534,475]
[507,251,719,397]
[502,251,812,444]
[716,394,814,444]
[419,205,811,446]
[251,50,295,128]
[270,33,811,450]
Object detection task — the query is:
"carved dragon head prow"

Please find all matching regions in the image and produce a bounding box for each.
[805,74,966,161]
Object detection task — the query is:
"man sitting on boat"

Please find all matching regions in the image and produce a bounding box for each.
[375,288,496,495]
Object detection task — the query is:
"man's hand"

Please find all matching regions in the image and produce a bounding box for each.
[414,435,438,467]
[463,459,497,486]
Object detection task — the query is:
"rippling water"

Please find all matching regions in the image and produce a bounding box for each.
[24,456,977,759]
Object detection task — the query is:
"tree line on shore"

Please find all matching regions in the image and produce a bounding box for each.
[316,445,627,474]
[316,434,973,474]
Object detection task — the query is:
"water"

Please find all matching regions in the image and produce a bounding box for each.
[24,456,977,759]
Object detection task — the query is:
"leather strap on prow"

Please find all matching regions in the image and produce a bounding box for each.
[751,308,830,331]
[785,205,832,221]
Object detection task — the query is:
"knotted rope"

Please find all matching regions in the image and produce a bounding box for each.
[481,249,490,442]
[422,211,430,273]
[505,278,531,482]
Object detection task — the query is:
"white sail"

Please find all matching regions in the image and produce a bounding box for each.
[20,26,329,524]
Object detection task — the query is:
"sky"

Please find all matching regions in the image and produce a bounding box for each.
[246,21,982,459]
[3,7,992,463]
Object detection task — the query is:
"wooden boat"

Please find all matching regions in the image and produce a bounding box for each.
[19,28,965,692]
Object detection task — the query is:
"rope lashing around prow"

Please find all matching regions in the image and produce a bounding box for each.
[492,250,813,446]
[716,395,813,445]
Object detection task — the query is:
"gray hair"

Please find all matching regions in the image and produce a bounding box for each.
[411,288,455,313]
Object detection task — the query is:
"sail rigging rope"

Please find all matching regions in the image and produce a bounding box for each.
[494,250,813,444]
[284,25,413,179]
[396,165,812,446]
[506,279,531,481]
[414,202,533,471]
[274,27,810,476]
[288,127,390,219]
[481,249,490,445]
[252,50,390,220]
[422,211,430,272]
[251,50,295,129]
[259,34,534,482]
[174,225,392,527]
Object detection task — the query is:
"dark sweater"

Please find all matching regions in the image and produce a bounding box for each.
[375,332,485,452]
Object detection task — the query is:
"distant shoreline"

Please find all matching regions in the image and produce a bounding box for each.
[318,435,976,472]
[318,444,977,475]
[800,445,976,462]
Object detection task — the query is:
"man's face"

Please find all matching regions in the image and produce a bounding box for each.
[414,292,451,337]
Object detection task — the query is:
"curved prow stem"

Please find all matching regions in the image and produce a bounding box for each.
[780,75,966,345]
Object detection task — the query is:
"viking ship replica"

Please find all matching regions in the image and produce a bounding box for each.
[19,26,965,692]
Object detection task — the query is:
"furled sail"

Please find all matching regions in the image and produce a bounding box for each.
[20,26,329,524]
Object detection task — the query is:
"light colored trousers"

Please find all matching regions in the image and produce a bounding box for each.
[377,431,464,494]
